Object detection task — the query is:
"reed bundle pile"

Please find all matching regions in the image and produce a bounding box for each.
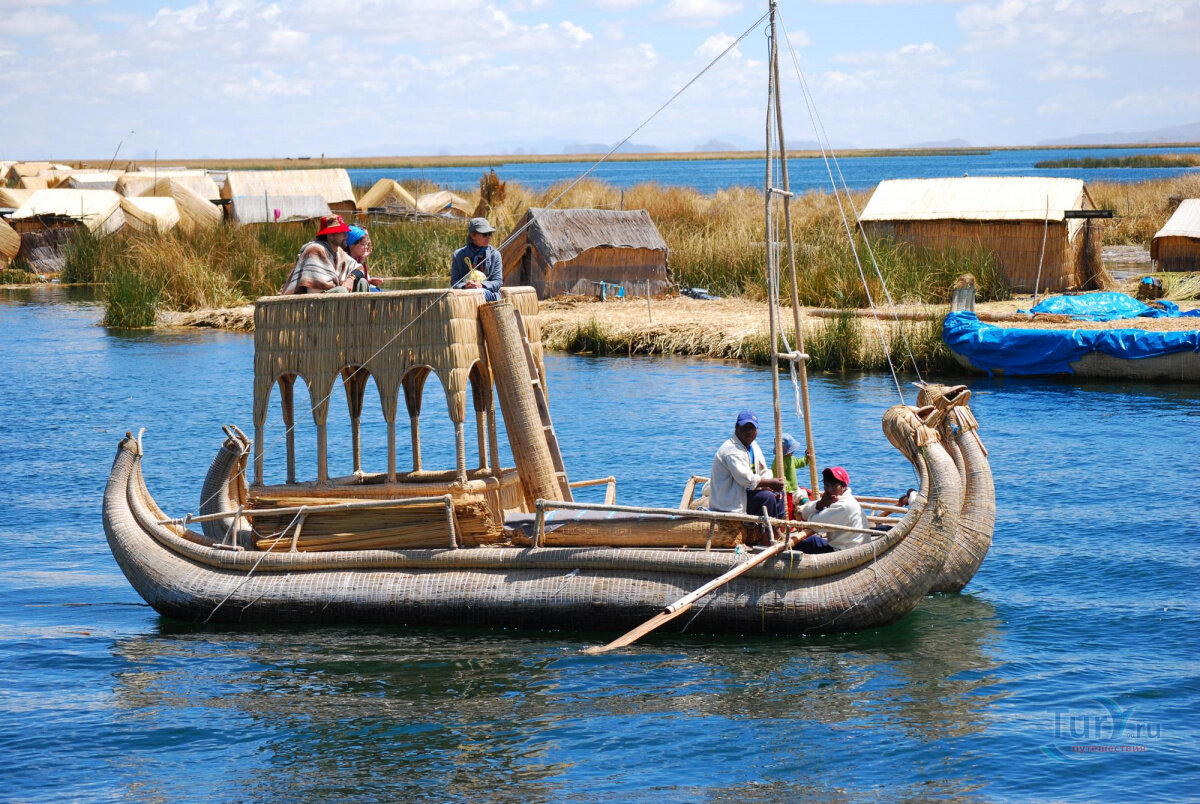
[0,218,18,265]
[504,512,752,549]
[250,495,502,552]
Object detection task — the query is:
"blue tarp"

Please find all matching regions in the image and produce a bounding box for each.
[1024,292,1200,321]
[943,311,1200,376]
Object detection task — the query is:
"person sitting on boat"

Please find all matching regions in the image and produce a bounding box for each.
[772,432,809,516]
[451,217,502,301]
[795,466,867,554]
[280,215,367,295]
[345,225,383,292]
[708,410,786,524]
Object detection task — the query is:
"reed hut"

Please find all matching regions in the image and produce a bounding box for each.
[0,218,19,267]
[230,194,331,226]
[416,190,473,218]
[63,172,121,191]
[118,170,220,201]
[141,178,223,233]
[120,197,180,233]
[11,189,125,236]
[222,169,355,214]
[5,162,60,185]
[1151,199,1200,272]
[357,178,417,212]
[18,176,51,191]
[858,177,1101,292]
[499,208,671,299]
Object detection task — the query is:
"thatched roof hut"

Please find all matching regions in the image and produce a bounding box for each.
[18,176,51,191]
[141,178,223,233]
[499,208,671,299]
[63,172,121,191]
[230,194,331,226]
[5,162,61,184]
[222,169,355,213]
[357,178,417,211]
[11,189,125,235]
[416,190,473,218]
[1152,199,1200,272]
[120,197,180,233]
[859,177,1101,292]
[118,170,220,200]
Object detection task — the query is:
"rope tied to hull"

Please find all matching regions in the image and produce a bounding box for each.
[201,506,307,623]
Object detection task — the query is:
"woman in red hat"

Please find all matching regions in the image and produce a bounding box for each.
[280,215,362,294]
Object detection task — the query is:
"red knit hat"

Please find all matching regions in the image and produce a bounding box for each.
[316,214,350,236]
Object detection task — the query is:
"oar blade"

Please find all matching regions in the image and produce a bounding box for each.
[582,606,690,655]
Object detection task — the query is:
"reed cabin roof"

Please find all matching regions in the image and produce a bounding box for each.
[117,171,221,201]
[222,169,355,208]
[859,177,1093,223]
[501,207,669,266]
[12,189,124,233]
[1154,199,1200,240]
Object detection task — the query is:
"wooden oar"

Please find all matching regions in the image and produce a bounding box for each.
[582,534,798,655]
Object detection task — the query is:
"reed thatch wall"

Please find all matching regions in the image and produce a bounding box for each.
[223,169,355,213]
[862,218,1103,291]
[231,194,331,225]
[500,207,671,298]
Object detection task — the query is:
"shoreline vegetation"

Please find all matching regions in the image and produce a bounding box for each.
[40,171,1200,371]
[1036,154,1200,170]
[61,141,1200,172]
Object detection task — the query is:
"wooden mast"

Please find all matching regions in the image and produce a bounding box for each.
[766,1,784,476]
[769,0,819,492]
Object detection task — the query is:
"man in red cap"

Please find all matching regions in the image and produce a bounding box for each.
[280,215,366,294]
[795,466,867,553]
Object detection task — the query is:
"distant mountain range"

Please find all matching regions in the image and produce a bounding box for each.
[1038,121,1200,146]
[904,138,972,149]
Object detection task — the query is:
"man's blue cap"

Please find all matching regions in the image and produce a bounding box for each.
[782,434,801,455]
[735,410,758,428]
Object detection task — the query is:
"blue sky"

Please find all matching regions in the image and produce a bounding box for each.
[1,0,1197,159]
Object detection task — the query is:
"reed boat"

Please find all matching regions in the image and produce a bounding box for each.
[944,275,1200,381]
[102,290,966,633]
[102,2,993,641]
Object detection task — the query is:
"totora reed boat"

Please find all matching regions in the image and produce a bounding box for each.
[103,3,993,642]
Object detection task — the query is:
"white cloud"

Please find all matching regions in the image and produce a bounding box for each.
[559,21,593,46]
[1034,61,1106,82]
[662,0,743,27]
[695,33,739,60]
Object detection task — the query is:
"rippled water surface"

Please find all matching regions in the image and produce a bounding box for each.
[1,287,1197,801]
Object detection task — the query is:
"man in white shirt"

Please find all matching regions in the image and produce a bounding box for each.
[796,466,868,553]
[708,410,786,521]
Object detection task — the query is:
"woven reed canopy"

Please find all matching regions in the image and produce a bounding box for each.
[251,286,544,488]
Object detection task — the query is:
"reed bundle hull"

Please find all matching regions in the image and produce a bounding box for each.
[104,410,964,635]
[917,384,995,593]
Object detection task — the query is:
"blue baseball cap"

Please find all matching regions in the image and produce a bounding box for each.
[735,410,758,428]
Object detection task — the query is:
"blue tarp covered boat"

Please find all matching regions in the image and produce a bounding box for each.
[944,286,1200,381]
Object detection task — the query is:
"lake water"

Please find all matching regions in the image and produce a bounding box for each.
[349,146,1200,195]
[2,286,1198,801]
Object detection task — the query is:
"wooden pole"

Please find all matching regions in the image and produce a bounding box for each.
[582,534,797,655]
[771,3,819,493]
[764,17,784,478]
